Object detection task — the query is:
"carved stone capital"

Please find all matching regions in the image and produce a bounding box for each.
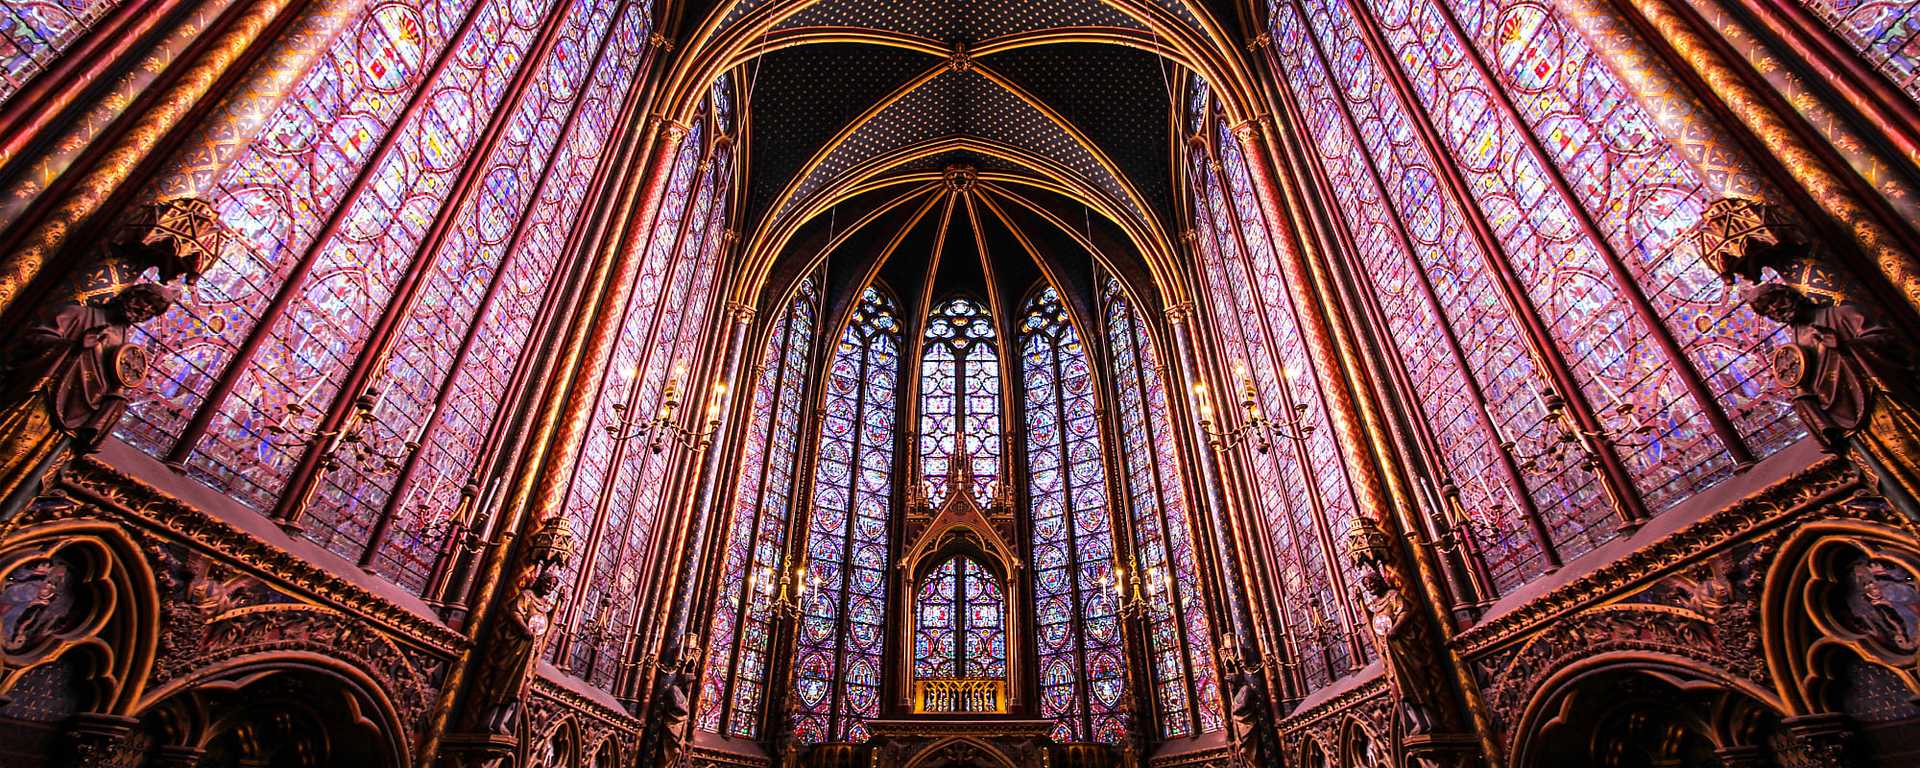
[436,733,518,768]
[110,197,225,284]
[657,118,692,144]
[1781,713,1854,768]
[65,713,141,768]
[727,301,756,323]
[1692,198,1805,285]
[1228,116,1270,145]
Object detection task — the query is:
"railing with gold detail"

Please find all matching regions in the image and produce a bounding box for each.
[912,678,1006,714]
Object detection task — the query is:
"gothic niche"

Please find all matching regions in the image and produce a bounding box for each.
[899,446,1020,716]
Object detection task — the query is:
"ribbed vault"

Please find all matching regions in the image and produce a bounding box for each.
[651,0,1261,310]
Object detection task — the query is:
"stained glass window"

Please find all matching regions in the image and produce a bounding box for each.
[0,0,123,102]
[1102,277,1225,738]
[697,278,818,738]
[919,297,1001,505]
[548,89,735,690]
[1799,0,1920,100]
[913,556,1006,680]
[117,0,649,591]
[1022,287,1128,744]
[793,287,900,745]
[1255,0,1799,609]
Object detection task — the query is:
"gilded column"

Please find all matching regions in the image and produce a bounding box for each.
[0,0,308,319]
[0,0,247,232]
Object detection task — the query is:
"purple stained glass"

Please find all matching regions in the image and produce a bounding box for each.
[124,0,491,461]
[1261,0,1801,596]
[794,287,898,744]
[919,297,1001,505]
[1103,277,1224,736]
[542,87,730,692]
[185,0,563,514]
[913,556,1007,683]
[0,0,123,102]
[301,0,626,588]
[1799,0,1920,100]
[1023,287,1128,743]
[697,278,816,737]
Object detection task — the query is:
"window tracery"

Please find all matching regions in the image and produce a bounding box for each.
[118,0,649,593]
[698,278,817,738]
[792,286,900,744]
[1022,286,1128,743]
[1102,277,1225,737]
[920,297,1001,506]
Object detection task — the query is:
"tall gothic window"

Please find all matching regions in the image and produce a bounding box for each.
[793,286,901,744]
[697,278,818,738]
[1255,0,1797,612]
[1022,287,1128,743]
[1186,89,1373,692]
[1102,278,1225,737]
[920,297,1001,504]
[548,86,735,690]
[913,556,1007,680]
[120,0,650,592]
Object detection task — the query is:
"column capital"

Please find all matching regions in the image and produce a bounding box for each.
[654,117,692,144]
[726,301,756,323]
[1228,115,1273,145]
[1164,301,1196,323]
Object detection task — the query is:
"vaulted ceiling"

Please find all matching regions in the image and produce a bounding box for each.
[665,0,1258,308]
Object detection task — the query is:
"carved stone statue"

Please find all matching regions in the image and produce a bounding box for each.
[1228,666,1271,767]
[456,516,572,736]
[652,642,695,757]
[1346,518,1455,736]
[472,570,560,734]
[0,283,176,512]
[1745,282,1920,515]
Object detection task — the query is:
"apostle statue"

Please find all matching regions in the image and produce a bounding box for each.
[1347,517,1455,736]
[1745,282,1920,516]
[457,516,572,736]
[1227,664,1272,767]
[0,283,177,514]
[652,639,696,750]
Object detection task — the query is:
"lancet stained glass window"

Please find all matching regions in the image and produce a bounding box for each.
[1022,287,1128,744]
[698,278,818,738]
[920,297,1001,505]
[549,95,734,691]
[1102,278,1224,737]
[793,287,900,745]
[914,556,1007,680]
[117,0,648,593]
[1258,0,1799,612]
